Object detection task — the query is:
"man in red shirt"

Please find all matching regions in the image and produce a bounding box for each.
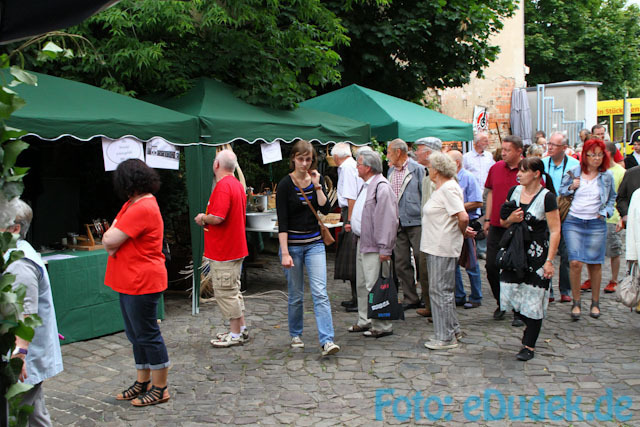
[195,150,249,347]
[483,135,523,324]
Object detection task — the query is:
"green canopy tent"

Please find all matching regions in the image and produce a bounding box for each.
[4,70,201,342]
[300,84,473,142]
[157,78,371,314]
[6,70,200,143]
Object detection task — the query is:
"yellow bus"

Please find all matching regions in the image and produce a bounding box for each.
[597,98,640,154]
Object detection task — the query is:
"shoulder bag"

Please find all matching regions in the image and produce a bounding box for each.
[557,170,575,222]
[289,174,335,246]
[616,261,640,308]
[367,261,404,321]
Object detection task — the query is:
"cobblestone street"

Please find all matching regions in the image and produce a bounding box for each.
[44,252,640,426]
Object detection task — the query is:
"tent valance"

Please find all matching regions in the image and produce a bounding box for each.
[156,78,371,146]
[5,70,200,144]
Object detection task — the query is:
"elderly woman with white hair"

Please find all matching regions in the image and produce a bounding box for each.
[421,152,475,350]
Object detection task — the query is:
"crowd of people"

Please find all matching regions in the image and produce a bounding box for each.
[8,124,640,422]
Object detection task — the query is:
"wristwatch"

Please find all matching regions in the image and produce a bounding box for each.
[12,347,27,356]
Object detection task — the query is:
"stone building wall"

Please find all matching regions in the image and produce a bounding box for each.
[436,2,526,148]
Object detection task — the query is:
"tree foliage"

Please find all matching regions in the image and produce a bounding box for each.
[7,0,520,107]
[325,0,518,102]
[0,61,40,427]
[526,0,640,99]
[9,0,349,109]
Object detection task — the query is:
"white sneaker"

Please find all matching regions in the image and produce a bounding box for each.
[290,336,305,348]
[321,341,340,356]
[217,329,249,341]
[424,338,458,350]
[211,332,244,348]
[455,331,466,341]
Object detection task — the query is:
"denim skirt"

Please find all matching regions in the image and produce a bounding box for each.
[562,215,607,264]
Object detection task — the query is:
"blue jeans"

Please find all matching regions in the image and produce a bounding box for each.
[119,292,170,370]
[280,242,335,345]
[454,264,482,303]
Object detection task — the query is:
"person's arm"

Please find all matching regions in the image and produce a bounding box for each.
[500,208,524,228]
[483,189,492,235]
[279,232,293,268]
[344,198,356,232]
[464,201,482,211]
[310,170,328,210]
[455,210,470,235]
[102,227,130,257]
[604,175,617,218]
[7,259,40,382]
[616,171,632,228]
[194,213,224,226]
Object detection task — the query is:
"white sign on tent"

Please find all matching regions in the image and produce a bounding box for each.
[101,137,145,171]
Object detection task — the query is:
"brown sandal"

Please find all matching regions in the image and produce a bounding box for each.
[131,385,170,407]
[348,324,371,333]
[116,380,149,401]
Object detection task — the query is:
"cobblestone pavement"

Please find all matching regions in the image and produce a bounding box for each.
[44,252,640,426]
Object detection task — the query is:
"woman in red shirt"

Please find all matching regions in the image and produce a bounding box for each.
[103,159,170,407]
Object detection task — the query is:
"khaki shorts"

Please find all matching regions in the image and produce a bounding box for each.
[208,258,245,320]
[606,223,623,258]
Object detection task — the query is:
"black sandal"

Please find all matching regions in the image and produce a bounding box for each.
[590,300,601,319]
[116,380,149,401]
[571,300,581,321]
[131,385,170,407]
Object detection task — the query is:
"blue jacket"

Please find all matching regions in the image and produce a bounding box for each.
[558,165,617,218]
[387,158,425,227]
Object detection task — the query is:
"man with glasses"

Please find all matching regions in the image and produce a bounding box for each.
[543,132,579,302]
[349,150,398,337]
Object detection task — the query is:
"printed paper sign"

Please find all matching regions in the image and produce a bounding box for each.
[145,137,180,170]
[260,141,283,164]
[473,106,488,133]
[102,137,145,171]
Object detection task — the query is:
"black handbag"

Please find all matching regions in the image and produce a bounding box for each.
[334,229,357,282]
[367,261,405,321]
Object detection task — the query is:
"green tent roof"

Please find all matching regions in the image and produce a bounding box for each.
[5,70,200,144]
[157,78,370,145]
[300,84,473,142]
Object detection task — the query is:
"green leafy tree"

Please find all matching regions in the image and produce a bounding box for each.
[526,0,640,99]
[325,0,518,102]
[9,0,350,109]
[0,63,41,427]
[8,0,519,107]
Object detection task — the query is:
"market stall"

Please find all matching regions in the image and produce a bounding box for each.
[300,84,474,142]
[7,70,200,342]
[156,77,371,314]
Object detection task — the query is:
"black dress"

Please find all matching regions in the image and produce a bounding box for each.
[500,185,557,320]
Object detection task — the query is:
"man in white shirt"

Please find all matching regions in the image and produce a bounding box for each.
[463,132,495,188]
[331,142,364,311]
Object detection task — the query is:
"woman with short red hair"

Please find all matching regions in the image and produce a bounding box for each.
[559,139,616,320]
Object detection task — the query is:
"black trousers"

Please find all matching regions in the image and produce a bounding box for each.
[485,225,506,306]
[518,313,543,348]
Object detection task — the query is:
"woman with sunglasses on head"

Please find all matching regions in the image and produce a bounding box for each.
[499,158,560,361]
[559,139,616,320]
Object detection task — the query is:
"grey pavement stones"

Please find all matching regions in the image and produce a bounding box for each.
[41,251,640,426]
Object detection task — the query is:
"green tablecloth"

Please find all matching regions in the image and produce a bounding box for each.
[45,249,164,345]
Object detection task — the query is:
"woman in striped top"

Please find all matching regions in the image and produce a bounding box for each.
[276,140,340,356]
